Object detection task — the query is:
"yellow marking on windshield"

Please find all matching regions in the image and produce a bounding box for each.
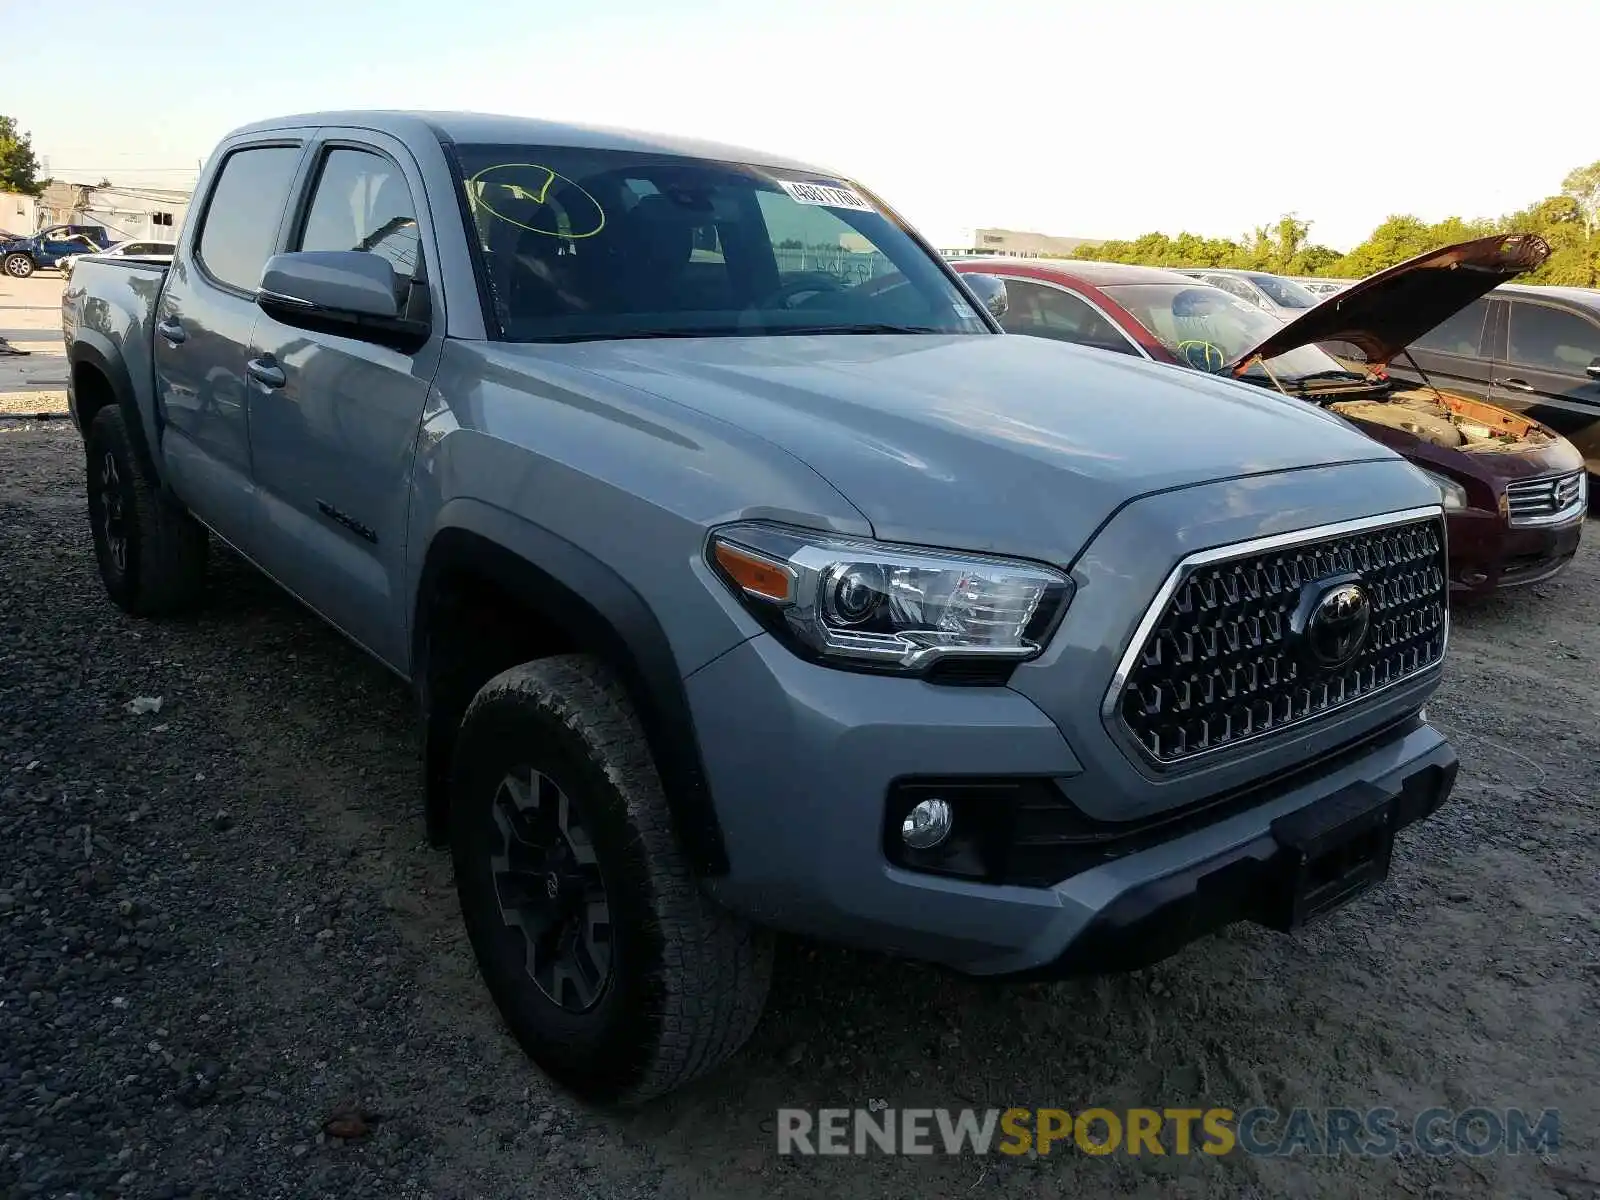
[468,163,607,239]
[1176,339,1225,373]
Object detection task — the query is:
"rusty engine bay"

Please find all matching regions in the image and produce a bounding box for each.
[1329,389,1552,452]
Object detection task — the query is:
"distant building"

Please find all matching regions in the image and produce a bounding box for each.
[934,227,1102,259]
[36,180,190,244]
[0,191,40,236]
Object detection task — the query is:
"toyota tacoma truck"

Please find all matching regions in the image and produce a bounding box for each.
[62,110,1459,1105]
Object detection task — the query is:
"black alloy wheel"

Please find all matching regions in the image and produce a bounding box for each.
[488,765,613,1012]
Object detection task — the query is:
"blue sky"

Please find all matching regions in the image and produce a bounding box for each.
[7,0,1594,251]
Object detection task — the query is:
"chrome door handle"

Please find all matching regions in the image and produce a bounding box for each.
[1496,378,1534,392]
[156,316,186,345]
[246,357,286,388]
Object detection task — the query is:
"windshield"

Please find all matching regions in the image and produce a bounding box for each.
[453,144,989,342]
[1101,282,1359,383]
[1248,273,1320,309]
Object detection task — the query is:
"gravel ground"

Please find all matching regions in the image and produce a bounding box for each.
[2,422,1598,1200]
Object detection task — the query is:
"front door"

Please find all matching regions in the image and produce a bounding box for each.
[244,135,445,669]
[153,140,307,547]
[1489,298,1600,472]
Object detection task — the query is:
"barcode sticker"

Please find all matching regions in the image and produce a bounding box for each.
[777,179,875,212]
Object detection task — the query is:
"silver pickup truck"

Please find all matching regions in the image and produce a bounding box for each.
[62,110,1459,1104]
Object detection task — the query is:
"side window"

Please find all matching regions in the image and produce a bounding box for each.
[999,280,1138,355]
[196,145,303,291]
[1412,299,1489,356]
[297,147,422,280]
[1506,303,1600,374]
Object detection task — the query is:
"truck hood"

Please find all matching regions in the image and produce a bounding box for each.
[1226,233,1551,372]
[540,332,1399,559]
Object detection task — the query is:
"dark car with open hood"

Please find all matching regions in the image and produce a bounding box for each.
[953,235,1587,595]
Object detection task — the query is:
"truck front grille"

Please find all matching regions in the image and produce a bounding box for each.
[1112,511,1447,766]
[1504,472,1586,527]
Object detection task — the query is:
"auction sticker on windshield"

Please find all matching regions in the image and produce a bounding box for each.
[777,180,874,212]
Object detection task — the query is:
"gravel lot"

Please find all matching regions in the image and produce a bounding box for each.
[3,423,1598,1200]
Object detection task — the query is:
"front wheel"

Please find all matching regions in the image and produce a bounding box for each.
[4,253,34,279]
[450,656,773,1105]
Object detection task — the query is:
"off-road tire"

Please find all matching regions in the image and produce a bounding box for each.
[451,655,773,1105]
[85,405,208,615]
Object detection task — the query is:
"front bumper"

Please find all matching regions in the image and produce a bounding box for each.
[1017,739,1456,977]
[689,634,1458,977]
[1446,506,1583,594]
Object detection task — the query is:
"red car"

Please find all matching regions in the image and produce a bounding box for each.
[952,236,1587,595]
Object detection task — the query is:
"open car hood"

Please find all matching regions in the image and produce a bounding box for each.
[1224,233,1551,373]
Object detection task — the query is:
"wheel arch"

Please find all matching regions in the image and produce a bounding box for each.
[412,513,730,877]
[67,336,163,485]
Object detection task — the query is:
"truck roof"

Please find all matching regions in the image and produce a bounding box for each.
[225,110,840,178]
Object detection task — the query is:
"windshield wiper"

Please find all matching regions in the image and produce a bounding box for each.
[530,322,947,342]
[765,323,945,336]
[1290,369,1371,384]
[1243,368,1372,395]
[533,326,753,343]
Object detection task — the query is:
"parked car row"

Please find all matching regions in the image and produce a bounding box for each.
[61,110,1569,1105]
[56,238,176,280]
[1171,267,1323,319]
[1,225,175,279]
[1,224,114,278]
[952,240,1589,595]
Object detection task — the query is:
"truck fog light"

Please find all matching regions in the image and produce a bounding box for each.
[901,798,953,850]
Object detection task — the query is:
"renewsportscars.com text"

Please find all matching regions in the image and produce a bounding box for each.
[777,1106,1560,1158]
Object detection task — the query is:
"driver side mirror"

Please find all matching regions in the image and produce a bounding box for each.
[1587,356,1600,381]
[963,273,1009,320]
[256,250,429,352]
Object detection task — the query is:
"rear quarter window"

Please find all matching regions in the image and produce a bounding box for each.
[196,145,303,292]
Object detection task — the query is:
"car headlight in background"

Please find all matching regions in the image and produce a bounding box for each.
[1417,467,1468,511]
[708,523,1072,674]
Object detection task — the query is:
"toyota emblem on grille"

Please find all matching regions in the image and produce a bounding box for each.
[1305,582,1371,668]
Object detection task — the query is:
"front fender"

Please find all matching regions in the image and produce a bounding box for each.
[412,501,738,875]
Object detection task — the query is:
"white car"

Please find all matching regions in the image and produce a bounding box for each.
[1294,276,1355,297]
[1172,268,1324,320]
[58,239,175,280]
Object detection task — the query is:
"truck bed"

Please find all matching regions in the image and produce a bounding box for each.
[61,257,169,441]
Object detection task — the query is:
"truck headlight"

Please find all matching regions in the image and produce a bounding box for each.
[708,523,1072,673]
[1417,467,1468,511]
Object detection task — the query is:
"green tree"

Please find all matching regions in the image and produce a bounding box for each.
[0,116,44,196]
[1335,215,1437,276]
[1294,244,1344,275]
[1070,158,1600,287]
[1560,160,1600,239]
[1255,213,1311,272]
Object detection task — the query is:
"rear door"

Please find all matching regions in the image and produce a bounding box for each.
[1490,297,1600,470]
[243,130,446,669]
[154,138,308,547]
[1389,296,1496,400]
